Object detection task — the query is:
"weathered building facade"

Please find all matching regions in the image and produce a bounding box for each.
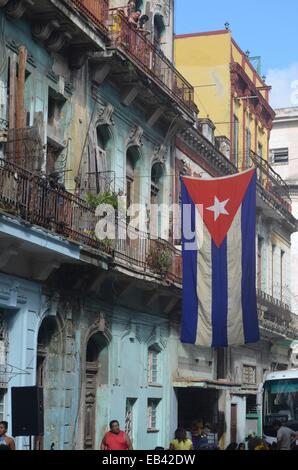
[0,0,297,451]
[270,107,298,315]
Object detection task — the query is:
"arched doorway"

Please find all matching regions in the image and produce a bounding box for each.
[35,316,61,450]
[84,332,109,450]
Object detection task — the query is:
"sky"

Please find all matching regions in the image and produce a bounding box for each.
[175,0,298,108]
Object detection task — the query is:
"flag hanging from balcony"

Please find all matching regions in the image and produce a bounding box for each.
[180,169,259,348]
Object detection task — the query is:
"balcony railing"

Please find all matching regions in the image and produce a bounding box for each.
[242,151,291,213]
[257,289,290,312]
[108,10,195,113]
[0,158,182,283]
[72,0,109,33]
[257,289,298,338]
[114,223,182,283]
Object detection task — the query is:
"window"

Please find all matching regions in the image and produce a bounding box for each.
[271,245,275,296]
[242,365,256,385]
[280,250,285,301]
[217,348,226,379]
[233,115,239,167]
[147,399,160,431]
[246,395,257,415]
[245,128,251,167]
[271,148,289,165]
[0,390,5,422]
[258,142,263,159]
[125,398,137,443]
[257,237,263,290]
[147,347,160,384]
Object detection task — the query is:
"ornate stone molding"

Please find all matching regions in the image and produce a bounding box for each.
[121,321,141,343]
[230,61,275,130]
[146,326,167,349]
[91,312,112,343]
[46,31,72,52]
[96,103,115,127]
[127,125,143,148]
[152,143,167,164]
[178,128,236,177]
[6,0,34,19]
[32,20,60,41]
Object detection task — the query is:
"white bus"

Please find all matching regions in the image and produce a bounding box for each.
[259,369,298,445]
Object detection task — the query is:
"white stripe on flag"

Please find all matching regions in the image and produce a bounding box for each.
[195,206,213,347]
[227,205,245,345]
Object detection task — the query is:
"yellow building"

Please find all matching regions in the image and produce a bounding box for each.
[174,29,275,168]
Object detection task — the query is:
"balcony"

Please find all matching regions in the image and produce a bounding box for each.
[72,0,109,34]
[0,158,182,284]
[243,151,292,214]
[0,0,109,62]
[108,9,195,115]
[257,289,298,340]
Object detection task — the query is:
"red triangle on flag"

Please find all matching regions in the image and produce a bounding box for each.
[182,169,255,248]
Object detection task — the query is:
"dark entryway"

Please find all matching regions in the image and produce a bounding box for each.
[177,388,219,431]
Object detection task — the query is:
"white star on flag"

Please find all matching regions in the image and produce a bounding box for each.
[207,196,229,221]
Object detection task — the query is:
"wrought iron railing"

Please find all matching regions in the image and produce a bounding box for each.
[72,0,109,33]
[0,159,182,283]
[257,289,298,338]
[257,289,290,312]
[242,151,291,213]
[114,223,182,283]
[108,9,195,113]
[5,127,43,171]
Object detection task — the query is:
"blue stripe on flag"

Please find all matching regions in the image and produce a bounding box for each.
[241,172,259,343]
[211,238,228,347]
[181,179,198,344]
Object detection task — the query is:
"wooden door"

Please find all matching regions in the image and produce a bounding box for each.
[230,404,237,444]
[84,362,98,450]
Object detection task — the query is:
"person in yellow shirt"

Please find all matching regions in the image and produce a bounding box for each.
[169,428,193,451]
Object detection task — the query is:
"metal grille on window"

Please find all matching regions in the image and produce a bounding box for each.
[147,399,158,429]
[148,348,158,384]
[125,399,133,440]
[242,365,256,385]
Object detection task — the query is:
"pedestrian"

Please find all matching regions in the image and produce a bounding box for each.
[100,420,133,450]
[226,442,238,450]
[128,9,142,28]
[273,420,298,450]
[169,428,193,450]
[0,421,15,450]
[190,420,203,450]
[237,442,245,450]
[124,1,136,18]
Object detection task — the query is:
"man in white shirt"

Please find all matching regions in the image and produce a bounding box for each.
[273,420,298,450]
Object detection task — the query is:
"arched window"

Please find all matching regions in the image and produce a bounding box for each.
[153,14,165,46]
[126,146,140,219]
[147,344,161,384]
[150,162,164,237]
[90,126,109,194]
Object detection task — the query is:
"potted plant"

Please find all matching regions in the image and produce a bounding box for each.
[146,245,173,276]
[85,191,118,211]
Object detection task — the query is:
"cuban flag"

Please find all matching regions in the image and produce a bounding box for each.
[181,169,259,348]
